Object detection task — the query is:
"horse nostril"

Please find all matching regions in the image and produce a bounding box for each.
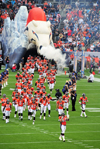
[39,45,42,50]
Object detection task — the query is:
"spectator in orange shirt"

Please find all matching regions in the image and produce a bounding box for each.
[85,55,91,69]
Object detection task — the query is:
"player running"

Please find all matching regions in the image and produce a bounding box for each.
[63,92,70,118]
[3,99,12,123]
[79,93,88,117]
[39,96,48,120]
[29,99,38,124]
[59,113,69,142]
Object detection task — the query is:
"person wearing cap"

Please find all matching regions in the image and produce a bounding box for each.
[55,89,62,100]
[70,89,77,111]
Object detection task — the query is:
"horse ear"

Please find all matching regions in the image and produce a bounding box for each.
[32,20,38,27]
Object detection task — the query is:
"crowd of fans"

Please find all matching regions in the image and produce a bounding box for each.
[0,0,100,53]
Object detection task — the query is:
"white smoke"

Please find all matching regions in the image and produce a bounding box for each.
[40,45,66,72]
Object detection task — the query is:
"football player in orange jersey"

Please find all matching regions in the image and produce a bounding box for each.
[34,88,42,110]
[21,73,27,84]
[79,93,88,117]
[39,83,46,92]
[12,88,20,98]
[15,79,23,94]
[46,94,52,117]
[40,75,45,84]
[3,99,12,123]
[59,113,69,142]
[12,94,19,118]
[35,78,41,89]
[15,72,22,81]
[49,74,55,93]
[27,84,34,97]
[27,72,34,85]
[63,92,70,118]
[27,94,33,120]
[21,88,28,110]
[39,96,48,120]
[56,97,64,117]
[41,89,47,98]
[29,98,38,124]
[17,95,25,120]
[38,67,44,78]
[0,94,8,120]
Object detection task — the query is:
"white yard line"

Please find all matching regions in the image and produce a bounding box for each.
[1,131,100,136]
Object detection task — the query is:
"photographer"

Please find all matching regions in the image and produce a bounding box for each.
[71,90,77,111]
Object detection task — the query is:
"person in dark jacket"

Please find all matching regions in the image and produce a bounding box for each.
[55,89,62,100]
[71,90,77,111]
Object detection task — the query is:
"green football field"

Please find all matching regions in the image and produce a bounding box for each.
[0,69,100,149]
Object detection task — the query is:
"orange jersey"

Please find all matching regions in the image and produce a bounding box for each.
[40,78,45,84]
[27,97,32,106]
[1,98,8,106]
[38,69,43,75]
[13,97,19,104]
[39,98,48,106]
[63,95,70,103]
[41,91,47,97]
[22,76,27,83]
[22,85,28,90]
[15,74,22,80]
[35,81,41,88]
[79,97,88,104]
[34,91,42,99]
[15,82,23,89]
[46,96,52,104]
[49,77,55,84]
[12,91,20,97]
[30,102,38,110]
[59,115,67,125]
[39,86,46,91]
[21,91,28,98]
[27,74,34,81]
[4,102,12,111]
[57,100,64,109]
[17,99,25,107]
[27,87,34,94]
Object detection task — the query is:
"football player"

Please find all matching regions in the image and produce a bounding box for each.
[59,113,69,142]
[0,94,8,120]
[46,94,52,117]
[39,96,48,120]
[12,93,19,118]
[79,93,88,117]
[56,97,64,117]
[3,99,12,123]
[29,99,38,124]
[63,92,70,118]
[17,95,25,120]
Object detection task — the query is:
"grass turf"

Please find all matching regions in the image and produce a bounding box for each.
[0,69,100,149]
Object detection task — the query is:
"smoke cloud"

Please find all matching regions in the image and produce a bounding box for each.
[40,45,66,72]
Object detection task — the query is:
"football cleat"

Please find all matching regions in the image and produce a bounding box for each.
[80,115,83,117]
[85,115,87,118]
[14,115,16,118]
[59,136,62,141]
[33,122,34,125]
[40,116,41,119]
[43,117,45,120]
[48,115,50,117]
